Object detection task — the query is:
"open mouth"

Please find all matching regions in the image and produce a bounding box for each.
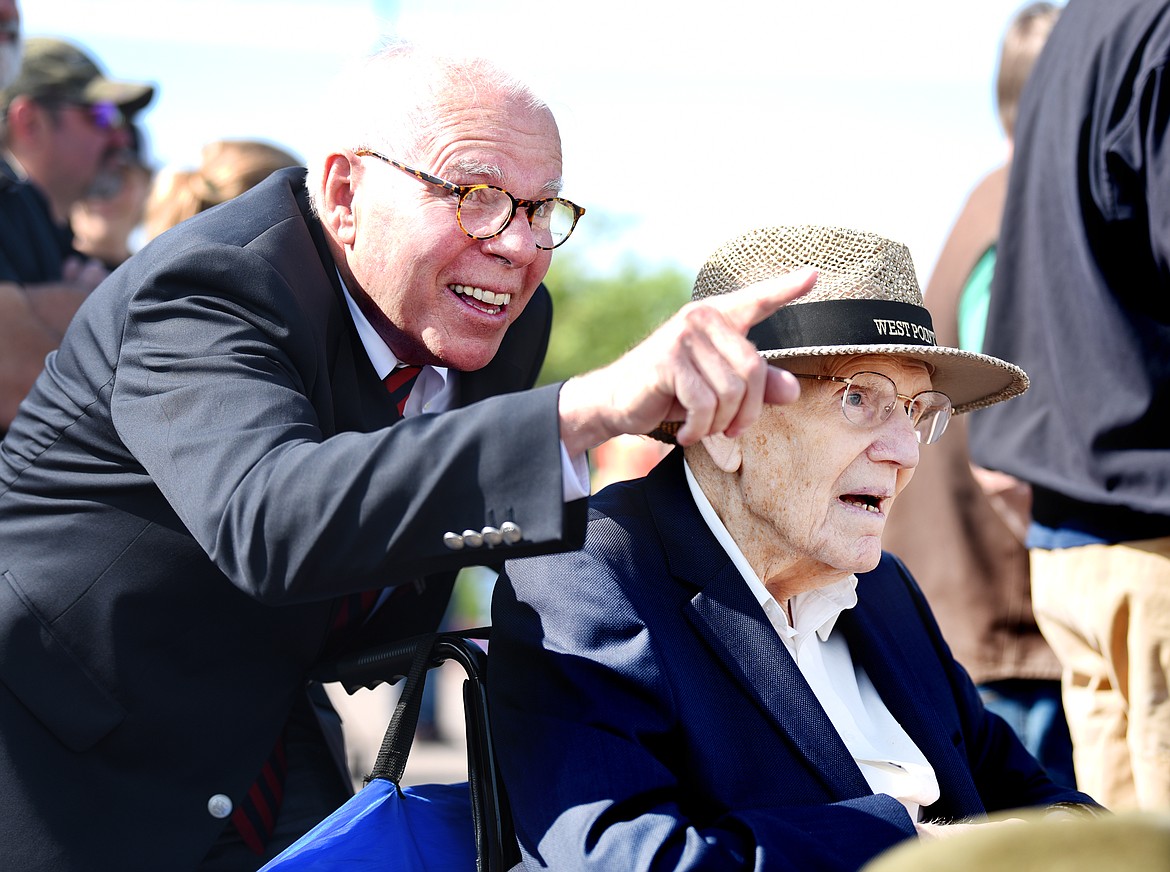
[839,493,884,514]
[451,284,510,315]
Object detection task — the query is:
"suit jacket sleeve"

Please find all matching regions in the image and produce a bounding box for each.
[104,235,582,602]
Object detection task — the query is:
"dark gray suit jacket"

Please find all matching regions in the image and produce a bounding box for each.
[0,168,584,870]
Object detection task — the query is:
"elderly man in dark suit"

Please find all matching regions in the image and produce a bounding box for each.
[489,226,1099,872]
[0,44,816,871]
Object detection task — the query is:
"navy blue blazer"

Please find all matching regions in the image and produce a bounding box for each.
[0,168,585,870]
[489,449,1094,871]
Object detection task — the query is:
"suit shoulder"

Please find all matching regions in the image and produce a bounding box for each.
[865,552,924,597]
[505,481,657,601]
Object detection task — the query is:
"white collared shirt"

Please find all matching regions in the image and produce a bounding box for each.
[339,277,589,500]
[340,279,453,416]
[683,460,941,822]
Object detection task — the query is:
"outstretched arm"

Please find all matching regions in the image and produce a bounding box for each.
[557,268,817,455]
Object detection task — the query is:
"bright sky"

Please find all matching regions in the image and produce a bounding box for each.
[27,0,1040,282]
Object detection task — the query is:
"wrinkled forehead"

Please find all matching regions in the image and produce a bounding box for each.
[426,90,560,146]
[783,353,934,385]
[408,84,562,183]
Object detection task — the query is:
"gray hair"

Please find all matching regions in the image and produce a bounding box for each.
[304,40,550,216]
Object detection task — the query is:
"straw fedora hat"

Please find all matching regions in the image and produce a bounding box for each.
[696,224,1027,414]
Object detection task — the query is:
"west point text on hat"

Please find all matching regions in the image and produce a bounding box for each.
[872,319,936,345]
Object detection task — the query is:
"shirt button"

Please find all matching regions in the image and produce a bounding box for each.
[207,794,233,819]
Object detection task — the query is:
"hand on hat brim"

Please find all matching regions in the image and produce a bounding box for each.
[557,267,817,455]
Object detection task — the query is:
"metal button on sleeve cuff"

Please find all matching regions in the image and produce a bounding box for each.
[207,794,233,819]
[445,524,522,549]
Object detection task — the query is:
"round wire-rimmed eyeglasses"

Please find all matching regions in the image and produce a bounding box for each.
[353,148,586,250]
[791,371,953,445]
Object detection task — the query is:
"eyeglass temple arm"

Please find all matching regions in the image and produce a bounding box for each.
[353,148,464,196]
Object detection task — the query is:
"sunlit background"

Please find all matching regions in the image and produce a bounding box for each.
[30,0,1034,280]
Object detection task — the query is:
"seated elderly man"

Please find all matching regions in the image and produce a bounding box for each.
[487,225,1099,872]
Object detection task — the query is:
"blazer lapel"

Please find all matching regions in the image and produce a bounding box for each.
[291,184,399,435]
[318,284,399,433]
[687,573,873,800]
[646,454,872,800]
[839,568,983,815]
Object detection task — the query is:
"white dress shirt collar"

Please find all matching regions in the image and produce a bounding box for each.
[682,458,858,648]
[337,273,450,416]
[681,456,940,821]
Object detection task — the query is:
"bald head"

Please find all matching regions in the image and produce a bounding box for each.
[305,42,552,215]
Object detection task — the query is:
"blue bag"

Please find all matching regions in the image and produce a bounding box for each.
[260,631,518,872]
[258,780,475,871]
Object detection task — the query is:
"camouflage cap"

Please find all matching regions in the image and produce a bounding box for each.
[1,38,155,115]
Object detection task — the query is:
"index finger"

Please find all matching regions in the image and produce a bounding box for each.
[702,267,819,334]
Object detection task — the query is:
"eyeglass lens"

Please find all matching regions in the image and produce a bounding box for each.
[457,187,579,249]
[840,372,951,444]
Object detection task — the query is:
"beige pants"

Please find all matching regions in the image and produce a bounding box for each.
[1031,538,1170,811]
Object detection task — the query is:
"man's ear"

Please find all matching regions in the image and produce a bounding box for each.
[5,96,43,141]
[700,431,742,474]
[320,153,357,246]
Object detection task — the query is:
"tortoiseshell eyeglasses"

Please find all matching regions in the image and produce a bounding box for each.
[354,148,585,250]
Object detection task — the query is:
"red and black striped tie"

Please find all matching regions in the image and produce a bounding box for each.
[383,365,422,416]
[231,725,288,855]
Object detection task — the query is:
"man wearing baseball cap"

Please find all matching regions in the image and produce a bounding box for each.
[0,36,155,437]
[0,0,20,90]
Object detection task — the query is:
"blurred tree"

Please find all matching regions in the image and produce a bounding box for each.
[538,252,691,385]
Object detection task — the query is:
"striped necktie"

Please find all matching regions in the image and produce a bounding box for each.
[384,365,422,416]
[231,726,288,854]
